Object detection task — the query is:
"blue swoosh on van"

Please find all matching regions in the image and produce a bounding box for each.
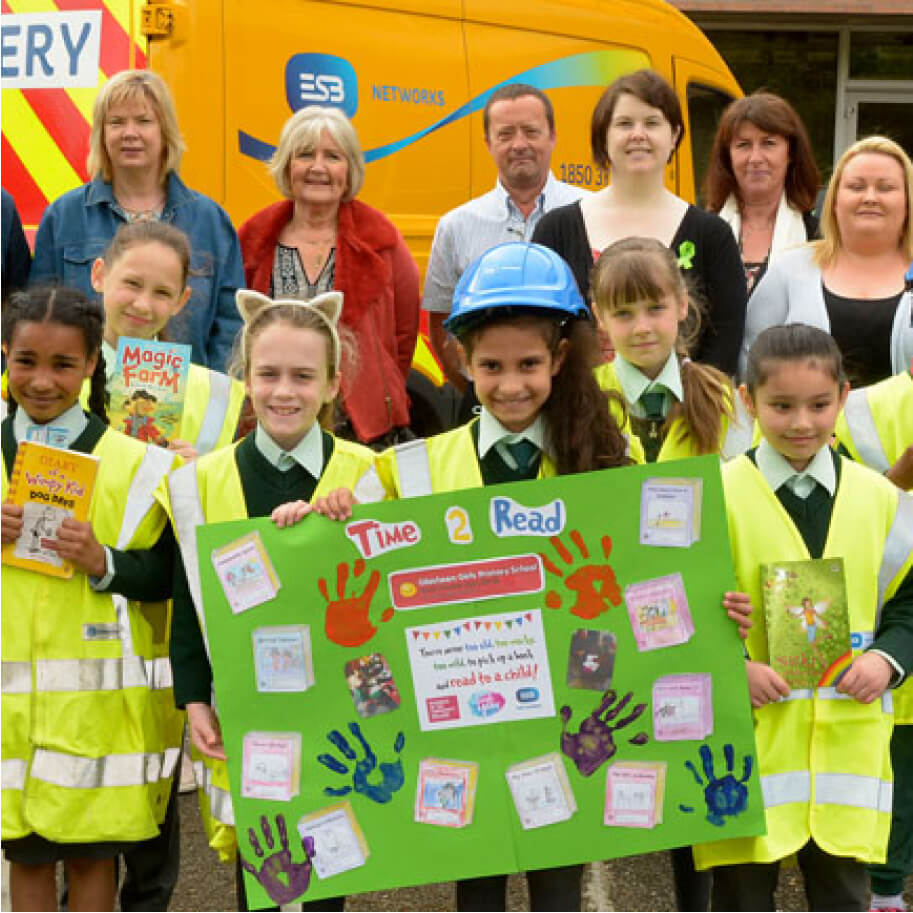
[238,48,648,164]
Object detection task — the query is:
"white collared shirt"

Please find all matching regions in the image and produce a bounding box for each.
[255,422,324,478]
[422,172,589,315]
[13,402,88,448]
[477,409,547,470]
[613,352,684,419]
[756,439,836,500]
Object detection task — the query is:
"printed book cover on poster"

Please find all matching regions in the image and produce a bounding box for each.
[761,557,852,689]
[1,440,100,578]
[107,337,191,447]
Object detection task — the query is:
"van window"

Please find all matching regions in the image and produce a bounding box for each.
[686,83,733,207]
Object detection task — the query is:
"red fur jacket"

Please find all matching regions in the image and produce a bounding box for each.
[239,198,420,442]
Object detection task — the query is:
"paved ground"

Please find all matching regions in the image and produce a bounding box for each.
[170,792,812,912]
[2,795,909,910]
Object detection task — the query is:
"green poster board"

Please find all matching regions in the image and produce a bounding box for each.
[197,455,764,907]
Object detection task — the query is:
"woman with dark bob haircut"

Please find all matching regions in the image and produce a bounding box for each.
[534,69,747,375]
[704,92,820,294]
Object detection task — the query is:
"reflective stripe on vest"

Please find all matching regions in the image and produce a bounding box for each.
[394,438,433,498]
[34,656,172,692]
[29,746,180,790]
[843,388,890,473]
[193,760,235,826]
[2,661,31,694]
[761,770,810,807]
[2,758,27,790]
[817,772,893,812]
[781,687,893,713]
[169,463,210,659]
[112,445,176,661]
[878,493,913,617]
[761,770,892,813]
[194,372,233,457]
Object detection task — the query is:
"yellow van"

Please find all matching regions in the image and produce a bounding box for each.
[144,0,740,280]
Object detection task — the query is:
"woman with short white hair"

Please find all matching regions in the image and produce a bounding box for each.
[239,106,420,448]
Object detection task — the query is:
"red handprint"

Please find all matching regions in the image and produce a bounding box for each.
[318,560,394,647]
[540,531,622,620]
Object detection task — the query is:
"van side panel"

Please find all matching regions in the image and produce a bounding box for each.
[218,0,468,275]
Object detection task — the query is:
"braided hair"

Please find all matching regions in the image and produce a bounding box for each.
[2,285,108,423]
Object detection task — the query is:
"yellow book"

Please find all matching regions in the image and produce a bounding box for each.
[1,440,100,578]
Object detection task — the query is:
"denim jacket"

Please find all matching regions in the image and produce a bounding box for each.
[31,173,244,371]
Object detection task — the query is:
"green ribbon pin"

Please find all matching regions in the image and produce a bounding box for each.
[677,240,696,270]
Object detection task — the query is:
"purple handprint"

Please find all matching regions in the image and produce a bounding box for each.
[240,813,315,904]
[560,689,649,776]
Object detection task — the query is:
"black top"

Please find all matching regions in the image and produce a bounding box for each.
[1,413,174,602]
[532,202,748,375]
[742,211,819,295]
[823,286,902,389]
[170,431,335,706]
[745,446,913,676]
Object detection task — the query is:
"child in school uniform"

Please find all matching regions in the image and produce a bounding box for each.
[588,235,752,911]
[1,286,177,911]
[376,241,750,912]
[162,289,382,911]
[833,356,913,910]
[695,324,913,912]
[90,219,247,909]
[590,236,752,467]
[835,364,913,493]
[91,220,246,461]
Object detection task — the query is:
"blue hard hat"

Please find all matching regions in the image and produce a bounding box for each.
[444,242,588,337]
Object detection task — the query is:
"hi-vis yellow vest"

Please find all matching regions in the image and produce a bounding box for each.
[81,363,245,455]
[835,371,913,722]
[694,455,913,869]
[375,420,557,498]
[160,433,379,862]
[593,361,753,463]
[835,372,913,489]
[1,430,177,842]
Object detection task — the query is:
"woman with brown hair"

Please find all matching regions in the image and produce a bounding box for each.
[740,135,913,385]
[533,69,747,375]
[704,91,820,294]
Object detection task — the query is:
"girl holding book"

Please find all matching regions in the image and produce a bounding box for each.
[92,219,247,910]
[91,220,246,461]
[374,242,751,911]
[695,324,913,911]
[162,288,382,910]
[1,286,177,911]
[589,236,752,466]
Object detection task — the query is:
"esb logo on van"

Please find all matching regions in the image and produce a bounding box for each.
[285,53,358,119]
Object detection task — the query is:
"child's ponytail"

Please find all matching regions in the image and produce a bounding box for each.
[543,319,633,474]
[667,357,733,455]
[87,352,109,424]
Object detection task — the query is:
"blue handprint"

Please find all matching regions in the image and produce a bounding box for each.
[317,721,405,803]
[680,743,753,826]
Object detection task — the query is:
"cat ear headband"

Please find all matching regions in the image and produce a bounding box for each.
[236,289,343,373]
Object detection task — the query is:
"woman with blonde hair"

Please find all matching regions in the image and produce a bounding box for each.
[32,69,244,371]
[238,105,420,448]
[740,135,913,384]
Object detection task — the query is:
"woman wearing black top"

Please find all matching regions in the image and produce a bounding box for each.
[533,69,747,375]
